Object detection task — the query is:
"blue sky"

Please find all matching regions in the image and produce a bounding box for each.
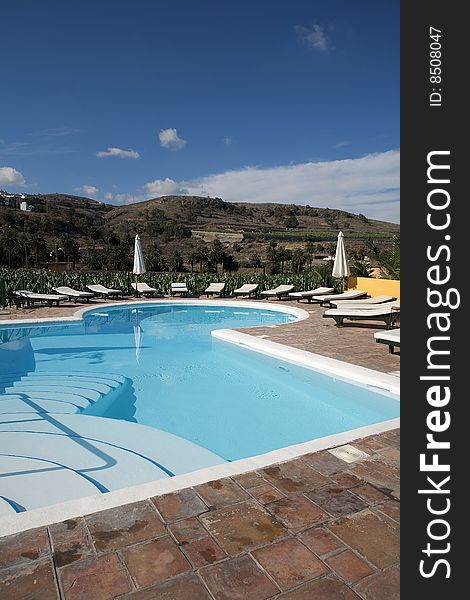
[0,0,400,222]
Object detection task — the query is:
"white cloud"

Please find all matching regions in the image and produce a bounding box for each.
[29,127,80,138]
[140,150,400,222]
[75,185,99,197]
[158,128,187,150]
[223,136,232,146]
[111,193,149,205]
[143,178,186,197]
[0,166,26,186]
[334,140,351,148]
[295,23,331,52]
[96,147,140,159]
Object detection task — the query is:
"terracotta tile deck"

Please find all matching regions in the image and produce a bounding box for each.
[0,429,400,599]
[0,297,399,598]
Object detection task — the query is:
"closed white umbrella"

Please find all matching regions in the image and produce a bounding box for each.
[133,234,146,295]
[332,231,350,292]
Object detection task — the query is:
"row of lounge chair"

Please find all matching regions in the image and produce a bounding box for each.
[11,282,400,331]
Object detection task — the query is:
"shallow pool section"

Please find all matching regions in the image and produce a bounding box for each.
[0,303,399,513]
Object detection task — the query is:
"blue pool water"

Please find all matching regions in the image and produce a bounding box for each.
[0,304,399,461]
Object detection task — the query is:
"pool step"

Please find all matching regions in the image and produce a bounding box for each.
[0,393,91,413]
[0,413,225,515]
[0,372,128,416]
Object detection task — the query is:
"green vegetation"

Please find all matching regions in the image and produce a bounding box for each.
[0,267,336,308]
[0,194,399,307]
[244,230,395,242]
[378,234,400,279]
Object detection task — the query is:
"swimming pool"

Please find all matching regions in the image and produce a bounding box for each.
[0,302,399,515]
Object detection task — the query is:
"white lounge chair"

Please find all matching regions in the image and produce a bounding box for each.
[86,284,123,299]
[131,282,157,296]
[330,295,397,309]
[233,283,259,298]
[307,290,368,305]
[288,287,335,302]
[375,328,400,353]
[14,290,69,307]
[205,282,226,297]
[260,284,295,300]
[323,302,400,328]
[170,282,188,297]
[53,286,94,303]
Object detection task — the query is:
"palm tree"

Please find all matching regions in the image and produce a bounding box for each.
[266,241,279,274]
[194,242,209,272]
[60,234,80,269]
[1,228,16,268]
[291,248,306,275]
[17,233,30,268]
[379,234,400,279]
[277,247,292,274]
[305,241,316,270]
[30,233,47,268]
[209,239,225,274]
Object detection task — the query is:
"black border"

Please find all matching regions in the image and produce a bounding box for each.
[401,2,465,594]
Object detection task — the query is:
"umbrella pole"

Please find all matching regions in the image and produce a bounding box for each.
[134,274,138,297]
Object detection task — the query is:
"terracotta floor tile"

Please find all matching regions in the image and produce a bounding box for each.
[328,510,399,569]
[351,483,388,505]
[233,471,265,489]
[200,555,279,600]
[306,485,369,517]
[252,538,329,590]
[276,575,359,599]
[298,527,345,557]
[302,450,348,476]
[331,472,362,488]
[49,518,94,567]
[0,559,59,600]
[0,527,50,569]
[152,488,208,522]
[351,436,387,454]
[375,500,400,523]
[249,483,285,505]
[379,429,400,450]
[325,549,374,583]
[377,447,400,464]
[267,495,329,532]
[86,501,165,552]
[354,565,400,599]
[184,536,226,567]
[194,478,249,508]
[261,459,329,494]
[122,536,191,588]
[168,516,208,544]
[201,501,287,554]
[59,553,130,600]
[119,573,212,599]
[350,461,400,494]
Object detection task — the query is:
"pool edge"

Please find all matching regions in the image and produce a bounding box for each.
[0,417,399,538]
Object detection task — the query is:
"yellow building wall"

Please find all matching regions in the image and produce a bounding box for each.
[347,277,400,299]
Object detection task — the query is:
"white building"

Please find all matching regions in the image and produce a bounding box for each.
[20,201,33,212]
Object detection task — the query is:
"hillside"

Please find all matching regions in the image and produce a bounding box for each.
[105,195,399,237]
[0,192,399,270]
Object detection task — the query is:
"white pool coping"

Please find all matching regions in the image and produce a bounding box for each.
[212,329,400,396]
[0,299,400,537]
[0,298,310,328]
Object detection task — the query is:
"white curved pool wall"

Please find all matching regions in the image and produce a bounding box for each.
[0,299,399,536]
[0,298,311,328]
